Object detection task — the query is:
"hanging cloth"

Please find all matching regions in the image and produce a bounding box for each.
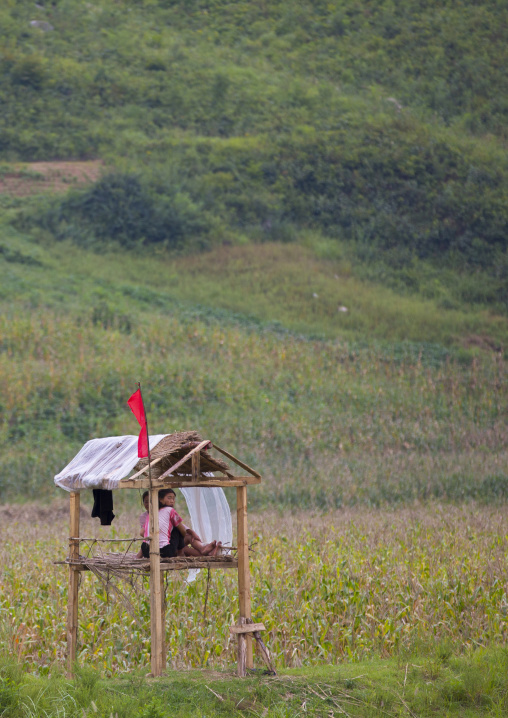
[91,489,115,525]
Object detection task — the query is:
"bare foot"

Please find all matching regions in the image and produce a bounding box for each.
[210,541,222,557]
[201,540,217,556]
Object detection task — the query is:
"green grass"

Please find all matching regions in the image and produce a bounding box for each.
[1,231,507,348]
[2,651,508,717]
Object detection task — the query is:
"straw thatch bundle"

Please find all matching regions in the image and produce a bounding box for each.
[134,430,230,478]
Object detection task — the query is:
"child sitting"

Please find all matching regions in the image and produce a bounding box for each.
[139,488,221,559]
[139,490,149,536]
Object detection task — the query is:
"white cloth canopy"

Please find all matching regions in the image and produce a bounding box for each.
[54,435,167,491]
[54,435,233,578]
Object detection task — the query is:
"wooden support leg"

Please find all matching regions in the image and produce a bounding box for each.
[253,631,276,675]
[160,572,166,669]
[236,486,253,671]
[149,488,165,676]
[66,492,80,678]
[231,622,276,676]
[237,617,247,678]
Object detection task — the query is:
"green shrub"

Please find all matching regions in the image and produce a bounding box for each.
[43,173,209,250]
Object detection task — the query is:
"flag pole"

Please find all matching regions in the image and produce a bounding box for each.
[137,382,153,488]
[137,383,165,674]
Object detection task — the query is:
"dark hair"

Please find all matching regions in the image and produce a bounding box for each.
[142,490,149,504]
[158,488,176,507]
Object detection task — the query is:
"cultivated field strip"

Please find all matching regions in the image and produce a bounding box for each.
[0,308,506,508]
[1,504,507,675]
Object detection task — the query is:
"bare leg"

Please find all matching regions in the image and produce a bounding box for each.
[181,545,201,557]
[181,539,217,556]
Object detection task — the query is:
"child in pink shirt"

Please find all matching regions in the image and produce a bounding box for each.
[139,489,220,559]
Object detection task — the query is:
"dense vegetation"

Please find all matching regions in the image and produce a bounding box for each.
[2,505,508,704]
[1,2,508,704]
[1,0,508,292]
[1,242,507,506]
[2,646,508,717]
[0,0,507,507]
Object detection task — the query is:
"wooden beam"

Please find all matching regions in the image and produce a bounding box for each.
[66,492,80,678]
[159,559,237,571]
[149,487,164,676]
[251,628,276,675]
[117,475,261,490]
[236,485,253,671]
[230,623,265,634]
[60,559,239,572]
[213,444,261,478]
[160,572,166,669]
[191,450,200,482]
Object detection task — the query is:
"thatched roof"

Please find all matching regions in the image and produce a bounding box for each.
[134,431,230,478]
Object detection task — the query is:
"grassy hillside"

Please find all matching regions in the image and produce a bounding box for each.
[2,3,508,698]
[0,0,507,287]
[0,0,507,505]
[0,238,506,506]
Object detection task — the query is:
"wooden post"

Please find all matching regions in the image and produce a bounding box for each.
[149,487,165,676]
[192,450,200,482]
[160,572,166,668]
[66,492,80,677]
[237,617,247,677]
[230,622,276,676]
[236,486,253,670]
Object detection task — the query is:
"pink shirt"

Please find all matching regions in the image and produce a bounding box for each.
[139,511,148,532]
[143,507,183,548]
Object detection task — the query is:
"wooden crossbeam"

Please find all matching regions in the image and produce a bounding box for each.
[59,559,239,572]
[213,444,261,478]
[230,623,265,634]
[119,455,165,483]
[117,475,261,489]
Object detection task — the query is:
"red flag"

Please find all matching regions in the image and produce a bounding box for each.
[127,388,148,458]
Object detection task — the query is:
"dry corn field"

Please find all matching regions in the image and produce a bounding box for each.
[1,501,507,676]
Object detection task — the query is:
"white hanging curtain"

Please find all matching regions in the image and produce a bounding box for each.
[179,486,233,549]
[179,486,233,583]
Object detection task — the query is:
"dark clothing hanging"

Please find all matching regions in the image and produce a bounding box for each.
[91,489,115,526]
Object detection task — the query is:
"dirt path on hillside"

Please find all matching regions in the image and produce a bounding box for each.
[0,160,103,196]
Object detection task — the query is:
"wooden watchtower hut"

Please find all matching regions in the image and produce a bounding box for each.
[55,431,273,677]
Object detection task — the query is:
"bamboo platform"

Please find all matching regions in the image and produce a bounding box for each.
[59,552,237,574]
